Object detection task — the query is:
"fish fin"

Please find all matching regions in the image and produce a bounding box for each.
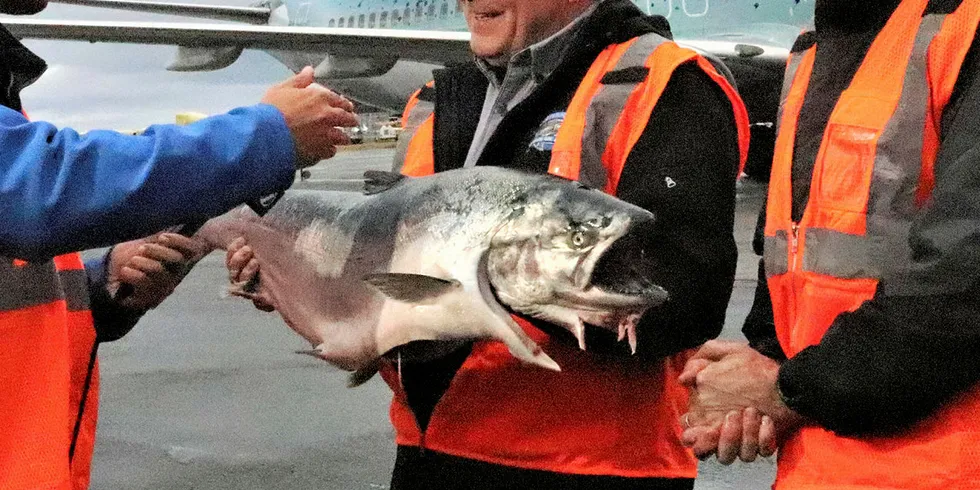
[296,344,325,359]
[363,171,406,195]
[347,360,381,388]
[364,273,461,303]
[493,315,561,372]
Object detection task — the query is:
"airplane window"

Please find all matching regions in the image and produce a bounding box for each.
[403,7,411,25]
[349,15,355,27]
[338,17,344,27]
[380,11,388,27]
[328,18,336,27]
[369,12,376,28]
[358,14,365,27]
[415,5,423,19]
[391,9,400,25]
[427,3,436,17]
[440,1,448,18]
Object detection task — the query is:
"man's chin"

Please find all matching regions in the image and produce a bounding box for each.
[469,42,509,64]
[0,0,48,15]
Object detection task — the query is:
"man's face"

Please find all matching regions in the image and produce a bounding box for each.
[459,0,591,63]
[0,0,48,15]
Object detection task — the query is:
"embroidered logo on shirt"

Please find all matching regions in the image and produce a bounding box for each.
[665,177,677,189]
[529,112,566,151]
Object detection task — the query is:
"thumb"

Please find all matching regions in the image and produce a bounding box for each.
[282,66,315,89]
[690,340,750,362]
[678,358,712,386]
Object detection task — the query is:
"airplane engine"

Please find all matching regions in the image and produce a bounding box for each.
[167,45,244,71]
[313,54,398,80]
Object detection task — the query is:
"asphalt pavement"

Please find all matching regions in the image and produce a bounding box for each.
[89,148,776,489]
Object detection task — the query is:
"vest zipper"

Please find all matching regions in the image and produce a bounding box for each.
[791,223,800,257]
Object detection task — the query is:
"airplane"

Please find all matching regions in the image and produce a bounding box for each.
[0,0,815,177]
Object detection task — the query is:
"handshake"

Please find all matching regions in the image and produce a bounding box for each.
[678,340,805,464]
[260,66,361,168]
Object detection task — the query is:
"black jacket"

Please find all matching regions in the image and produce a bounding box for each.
[393,1,740,487]
[744,0,980,436]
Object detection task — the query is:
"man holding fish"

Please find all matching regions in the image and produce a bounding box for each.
[228,0,749,488]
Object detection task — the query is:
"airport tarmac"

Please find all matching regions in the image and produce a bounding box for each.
[88,148,776,489]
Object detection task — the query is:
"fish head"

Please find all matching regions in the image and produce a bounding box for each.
[486,177,668,351]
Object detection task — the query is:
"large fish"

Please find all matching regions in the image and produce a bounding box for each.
[193,167,667,376]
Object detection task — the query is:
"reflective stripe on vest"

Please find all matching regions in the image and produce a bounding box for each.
[552,36,750,191]
[764,1,980,488]
[0,252,99,490]
[386,33,750,477]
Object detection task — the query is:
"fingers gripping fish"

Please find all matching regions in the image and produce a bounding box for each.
[193,167,668,379]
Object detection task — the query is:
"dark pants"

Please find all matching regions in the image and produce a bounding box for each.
[391,445,695,490]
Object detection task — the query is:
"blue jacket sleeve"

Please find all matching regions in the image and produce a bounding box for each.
[84,250,143,343]
[0,103,296,261]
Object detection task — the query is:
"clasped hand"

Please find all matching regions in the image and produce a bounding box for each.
[678,340,802,464]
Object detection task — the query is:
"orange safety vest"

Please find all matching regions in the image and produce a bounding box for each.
[0,253,100,490]
[388,33,750,477]
[765,0,980,487]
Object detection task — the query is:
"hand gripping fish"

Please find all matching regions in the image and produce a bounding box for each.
[193,167,668,377]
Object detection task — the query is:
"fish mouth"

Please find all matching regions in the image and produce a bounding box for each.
[574,216,667,308]
[552,217,667,353]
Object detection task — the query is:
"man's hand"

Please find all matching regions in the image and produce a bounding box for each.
[261,66,359,168]
[108,232,205,311]
[226,237,275,312]
[679,340,802,464]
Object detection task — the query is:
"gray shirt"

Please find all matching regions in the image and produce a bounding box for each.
[463,4,599,167]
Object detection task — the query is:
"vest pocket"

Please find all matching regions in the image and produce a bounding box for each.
[811,123,879,218]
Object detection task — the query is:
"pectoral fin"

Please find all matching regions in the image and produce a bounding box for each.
[364,273,462,303]
[348,359,382,388]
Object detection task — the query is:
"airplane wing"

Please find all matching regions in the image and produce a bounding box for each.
[2,17,787,74]
[0,18,475,66]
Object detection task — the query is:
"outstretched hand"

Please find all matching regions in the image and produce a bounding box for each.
[261,66,359,167]
[108,232,206,311]
[679,340,802,464]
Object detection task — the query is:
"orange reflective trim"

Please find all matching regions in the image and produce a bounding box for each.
[0,303,73,490]
[54,253,84,272]
[601,44,750,194]
[400,114,435,177]
[66,309,97,490]
[765,49,815,236]
[695,56,751,175]
[804,0,928,237]
[549,39,638,181]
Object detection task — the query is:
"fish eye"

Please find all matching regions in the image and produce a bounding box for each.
[568,230,595,249]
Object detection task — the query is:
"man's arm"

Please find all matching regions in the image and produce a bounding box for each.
[777,48,980,436]
[0,67,358,261]
[616,63,740,358]
[0,104,294,261]
[85,232,206,342]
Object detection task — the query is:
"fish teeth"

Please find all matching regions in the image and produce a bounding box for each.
[618,314,641,355]
[573,319,587,351]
